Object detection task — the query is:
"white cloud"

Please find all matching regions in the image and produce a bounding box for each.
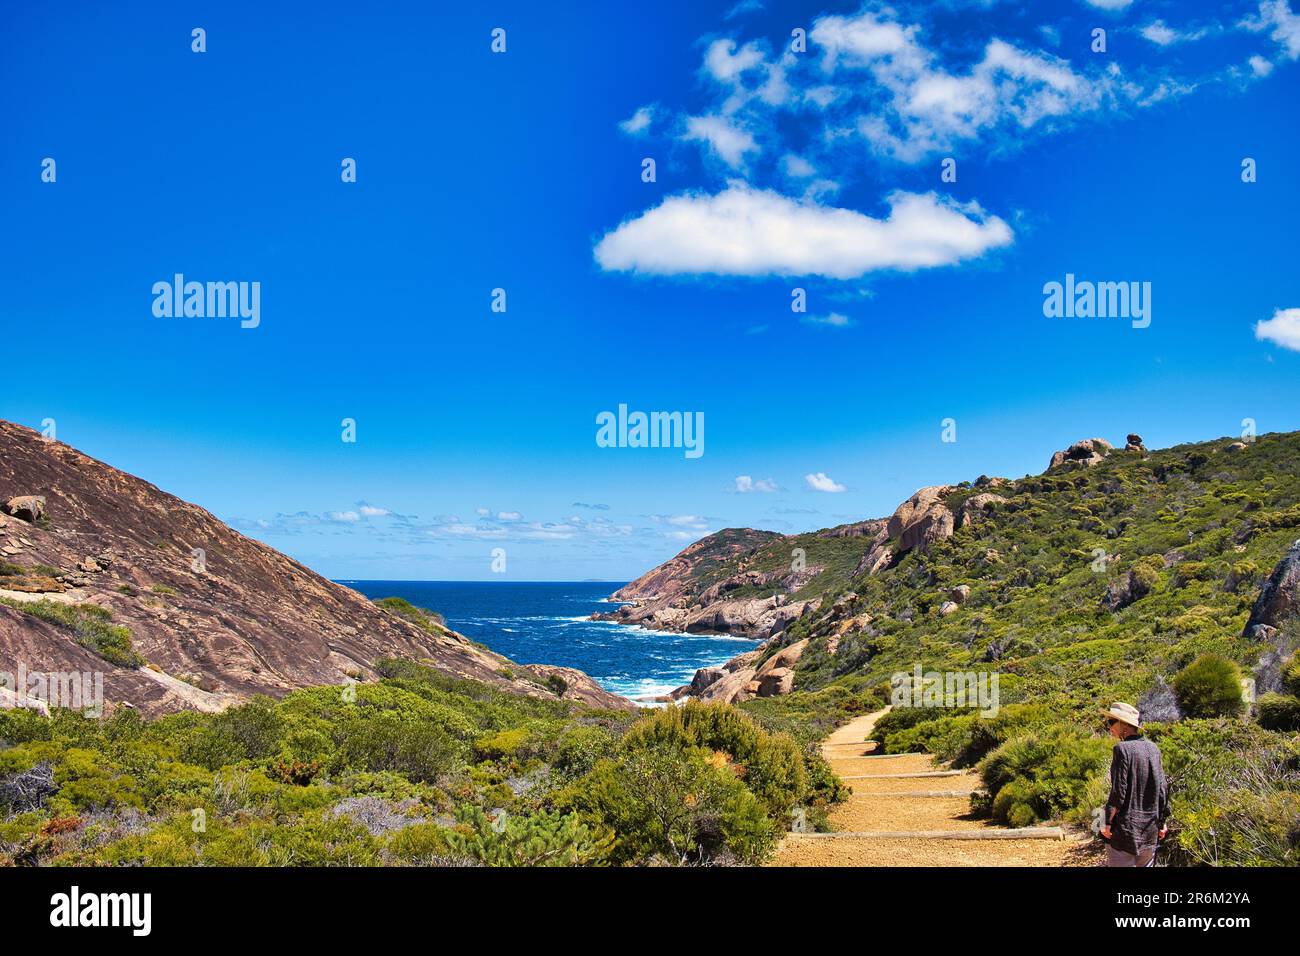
[358,505,389,517]
[805,472,848,493]
[683,114,758,168]
[496,511,523,521]
[734,475,779,493]
[1141,20,1212,46]
[782,154,817,178]
[1242,0,1300,59]
[649,513,710,528]
[802,312,854,328]
[704,38,765,84]
[1248,54,1276,75]
[1083,0,1133,10]
[594,184,1012,279]
[619,105,655,135]
[1255,307,1300,351]
[1141,21,1179,45]
[476,507,491,517]
[808,13,1108,162]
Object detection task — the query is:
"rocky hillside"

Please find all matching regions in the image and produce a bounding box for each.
[611,430,1300,709]
[0,420,631,714]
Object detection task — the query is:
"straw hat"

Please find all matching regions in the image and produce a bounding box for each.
[1100,701,1140,728]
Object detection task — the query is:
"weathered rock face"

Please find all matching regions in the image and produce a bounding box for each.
[1125,433,1147,453]
[2,495,45,523]
[1048,438,1113,470]
[889,485,955,552]
[679,636,809,704]
[958,493,1007,528]
[1244,540,1300,638]
[0,420,633,715]
[856,485,956,575]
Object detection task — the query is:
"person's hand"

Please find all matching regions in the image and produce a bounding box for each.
[1159,825,1168,839]
[1100,825,1112,840]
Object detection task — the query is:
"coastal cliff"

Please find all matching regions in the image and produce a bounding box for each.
[0,420,632,714]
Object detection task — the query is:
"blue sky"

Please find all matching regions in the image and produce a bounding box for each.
[3,0,1299,581]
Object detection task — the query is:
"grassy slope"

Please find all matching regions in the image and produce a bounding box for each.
[736,431,1300,717]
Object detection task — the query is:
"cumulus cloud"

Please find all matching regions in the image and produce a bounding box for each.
[809,14,1107,161]
[594,184,1012,279]
[1082,0,1133,10]
[1255,307,1300,351]
[1242,0,1300,59]
[805,472,848,493]
[619,105,655,135]
[682,114,758,168]
[1248,54,1276,75]
[734,475,779,493]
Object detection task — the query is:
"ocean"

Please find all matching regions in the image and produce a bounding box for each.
[340,580,759,701]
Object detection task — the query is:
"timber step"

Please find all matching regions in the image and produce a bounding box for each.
[788,827,1066,841]
[842,770,965,780]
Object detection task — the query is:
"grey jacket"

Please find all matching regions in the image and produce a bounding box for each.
[1105,735,1169,854]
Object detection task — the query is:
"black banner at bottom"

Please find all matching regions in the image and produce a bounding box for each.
[0,865,1280,941]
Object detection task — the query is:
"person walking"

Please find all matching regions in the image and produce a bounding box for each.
[1099,701,1169,866]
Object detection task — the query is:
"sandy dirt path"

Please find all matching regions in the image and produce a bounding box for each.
[772,708,1092,867]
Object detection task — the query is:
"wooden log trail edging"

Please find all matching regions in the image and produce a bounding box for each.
[829,753,929,760]
[841,770,964,780]
[789,827,1067,841]
[854,789,979,798]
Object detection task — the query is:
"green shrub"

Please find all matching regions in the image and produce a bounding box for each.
[1282,655,1300,699]
[1148,719,1300,866]
[375,597,446,631]
[0,599,141,667]
[444,805,612,866]
[556,747,774,865]
[1257,693,1300,731]
[977,727,1112,827]
[622,701,807,819]
[1172,654,1245,718]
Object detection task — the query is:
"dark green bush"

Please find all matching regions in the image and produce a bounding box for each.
[1257,693,1300,731]
[977,727,1112,827]
[1172,654,1245,718]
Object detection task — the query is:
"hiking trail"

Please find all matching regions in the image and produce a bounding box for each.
[772,707,1093,866]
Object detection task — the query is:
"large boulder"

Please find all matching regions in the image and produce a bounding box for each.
[889,485,956,552]
[689,666,727,695]
[1244,540,1300,638]
[857,485,955,575]
[2,495,45,523]
[1048,438,1112,471]
[755,638,809,678]
[1125,433,1147,453]
[756,667,794,697]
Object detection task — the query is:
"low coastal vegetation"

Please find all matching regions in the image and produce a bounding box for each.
[727,431,1300,865]
[0,597,141,668]
[0,661,837,866]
